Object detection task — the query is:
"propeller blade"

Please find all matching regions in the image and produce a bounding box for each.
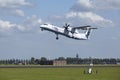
[63,23,70,30]
[65,23,70,27]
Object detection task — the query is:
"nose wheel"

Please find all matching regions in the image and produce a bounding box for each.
[41,28,44,31]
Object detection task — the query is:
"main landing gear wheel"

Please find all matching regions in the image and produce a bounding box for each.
[56,34,59,40]
[56,37,59,40]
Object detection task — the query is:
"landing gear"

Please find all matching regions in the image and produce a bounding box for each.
[41,28,44,31]
[56,37,59,40]
[56,34,59,40]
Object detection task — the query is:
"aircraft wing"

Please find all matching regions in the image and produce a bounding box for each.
[72,25,91,30]
[71,25,91,33]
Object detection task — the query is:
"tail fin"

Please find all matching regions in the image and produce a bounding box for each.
[85,27,97,39]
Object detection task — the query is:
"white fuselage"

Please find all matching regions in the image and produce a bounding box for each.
[40,24,87,40]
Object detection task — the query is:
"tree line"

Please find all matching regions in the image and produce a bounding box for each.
[0,57,120,65]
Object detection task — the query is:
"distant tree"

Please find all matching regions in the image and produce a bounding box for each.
[93,59,100,64]
[40,57,47,61]
[57,57,65,60]
[110,58,116,64]
[35,59,40,64]
[116,58,120,64]
[0,60,2,64]
[66,57,80,64]
[25,59,30,65]
[31,57,35,64]
[66,57,72,64]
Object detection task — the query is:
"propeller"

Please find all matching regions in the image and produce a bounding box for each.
[63,23,70,30]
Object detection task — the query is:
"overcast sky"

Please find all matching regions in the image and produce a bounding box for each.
[0,0,120,59]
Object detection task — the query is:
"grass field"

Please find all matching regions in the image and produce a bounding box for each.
[0,67,120,80]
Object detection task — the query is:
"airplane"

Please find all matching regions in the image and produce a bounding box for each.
[40,23,97,40]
